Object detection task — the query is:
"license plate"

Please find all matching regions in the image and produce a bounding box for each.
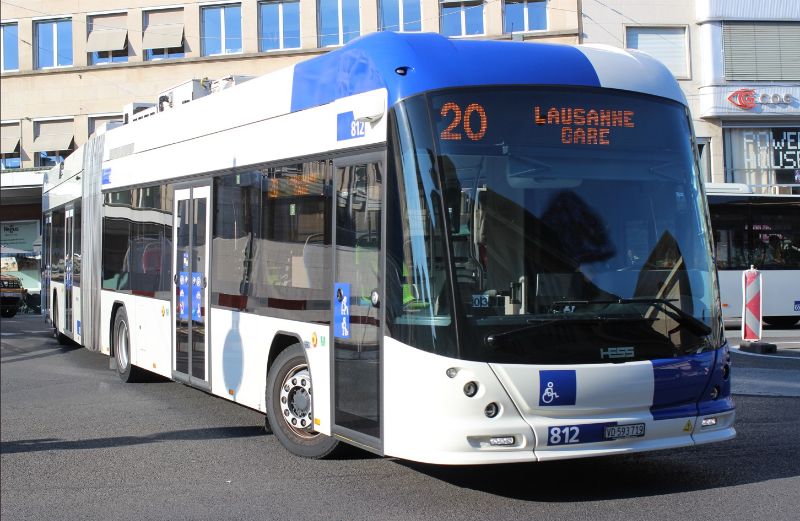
[604,423,645,440]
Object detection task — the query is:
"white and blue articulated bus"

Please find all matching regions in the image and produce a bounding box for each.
[42,32,734,464]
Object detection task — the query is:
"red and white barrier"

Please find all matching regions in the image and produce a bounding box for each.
[742,265,762,342]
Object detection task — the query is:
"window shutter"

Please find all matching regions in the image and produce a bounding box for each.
[32,120,74,152]
[86,13,128,53]
[724,22,800,81]
[143,9,185,50]
[626,27,687,78]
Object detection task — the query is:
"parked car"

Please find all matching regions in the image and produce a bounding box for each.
[1,273,26,318]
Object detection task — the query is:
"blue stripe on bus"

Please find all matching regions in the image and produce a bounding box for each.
[651,351,715,420]
[698,343,735,417]
[290,32,601,113]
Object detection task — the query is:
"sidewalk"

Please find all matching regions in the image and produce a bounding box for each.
[726,324,800,357]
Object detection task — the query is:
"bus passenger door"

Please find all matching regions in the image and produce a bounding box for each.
[64,206,74,334]
[172,185,211,390]
[331,153,384,452]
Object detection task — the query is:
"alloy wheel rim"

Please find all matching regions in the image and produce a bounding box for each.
[279,363,316,439]
[116,321,128,371]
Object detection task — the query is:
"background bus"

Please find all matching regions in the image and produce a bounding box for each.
[42,32,734,465]
[706,183,800,327]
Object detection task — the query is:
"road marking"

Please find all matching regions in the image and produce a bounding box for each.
[731,346,800,361]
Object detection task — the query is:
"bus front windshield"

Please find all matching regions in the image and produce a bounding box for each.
[390,87,720,364]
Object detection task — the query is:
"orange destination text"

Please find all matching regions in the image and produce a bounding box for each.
[533,106,635,146]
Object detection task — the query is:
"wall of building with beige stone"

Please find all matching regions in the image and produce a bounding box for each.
[1,0,579,168]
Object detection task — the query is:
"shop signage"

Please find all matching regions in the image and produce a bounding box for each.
[1,220,40,253]
[728,89,793,110]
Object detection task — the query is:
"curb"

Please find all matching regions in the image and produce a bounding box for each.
[739,341,778,354]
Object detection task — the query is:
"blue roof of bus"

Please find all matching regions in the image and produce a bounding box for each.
[290,32,685,112]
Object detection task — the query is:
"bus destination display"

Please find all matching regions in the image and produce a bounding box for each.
[434,90,652,150]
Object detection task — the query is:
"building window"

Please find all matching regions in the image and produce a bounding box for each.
[89,115,123,137]
[35,19,72,69]
[440,1,484,38]
[724,128,800,193]
[723,22,800,81]
[697,140,712,184]
[143,9,186,61]
[92,47,128,65]
[201,4,242,56]
[32,119,74,167]
[626,26,688,78]
[379,0,421,32]
[318,0,360,47]
[87,13,128,65]
[504,0,546,34]
[1,22,19,71]
[259,1,301,51]
[0,154,20,169]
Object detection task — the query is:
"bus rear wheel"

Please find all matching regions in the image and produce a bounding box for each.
[265,343,339,459]
[51,299,70,345]
[113,307,140,383]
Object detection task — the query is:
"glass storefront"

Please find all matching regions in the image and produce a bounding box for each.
[724,127,800,193]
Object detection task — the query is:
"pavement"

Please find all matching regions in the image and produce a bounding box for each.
[724,323,800,398]
[2,313,800,521]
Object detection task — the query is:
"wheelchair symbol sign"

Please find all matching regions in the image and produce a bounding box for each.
[541,382,559,404]
[333,283,351,339]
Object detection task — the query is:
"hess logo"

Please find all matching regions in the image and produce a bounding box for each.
[727,89,757,110]
[600,347,635,360]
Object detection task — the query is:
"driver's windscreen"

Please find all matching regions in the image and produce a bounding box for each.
[425,87,717,364]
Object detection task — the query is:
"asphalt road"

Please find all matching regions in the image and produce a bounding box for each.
[2,314,799,521]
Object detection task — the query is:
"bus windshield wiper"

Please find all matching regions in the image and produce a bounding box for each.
[552,297,712,337]
[616,298,712,336]
[485,315,650,347]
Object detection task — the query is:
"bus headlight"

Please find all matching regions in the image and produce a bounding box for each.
[464,381,478,397]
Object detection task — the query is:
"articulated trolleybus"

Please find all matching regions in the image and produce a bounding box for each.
[706,183,800,327]
[43,33,734,464]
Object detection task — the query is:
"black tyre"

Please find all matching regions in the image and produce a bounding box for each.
[1,308,16,318]
[265,343,339,459]
[51,299,70,345]
[763,316,800,328]
[113,307,140,383]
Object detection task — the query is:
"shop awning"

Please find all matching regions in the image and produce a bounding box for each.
[31,133,73,153]
[0,136,20,154]
[142,23,184,50]
[86,28,128,53]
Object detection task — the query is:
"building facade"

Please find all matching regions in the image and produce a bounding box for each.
[582,0,800,191]
[696,0,800,191]
[0,0,580,170]
[0,0,580,297]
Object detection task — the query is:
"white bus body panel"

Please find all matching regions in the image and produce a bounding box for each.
[718,269,800,321]
[101,88,387,191]
[207,309,331,434]
[72,286,82,344]
[383,338,734,464]
[134,296,172,378]
[383,337,537,464]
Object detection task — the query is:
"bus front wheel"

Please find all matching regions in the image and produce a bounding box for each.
[265,343,339,459]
